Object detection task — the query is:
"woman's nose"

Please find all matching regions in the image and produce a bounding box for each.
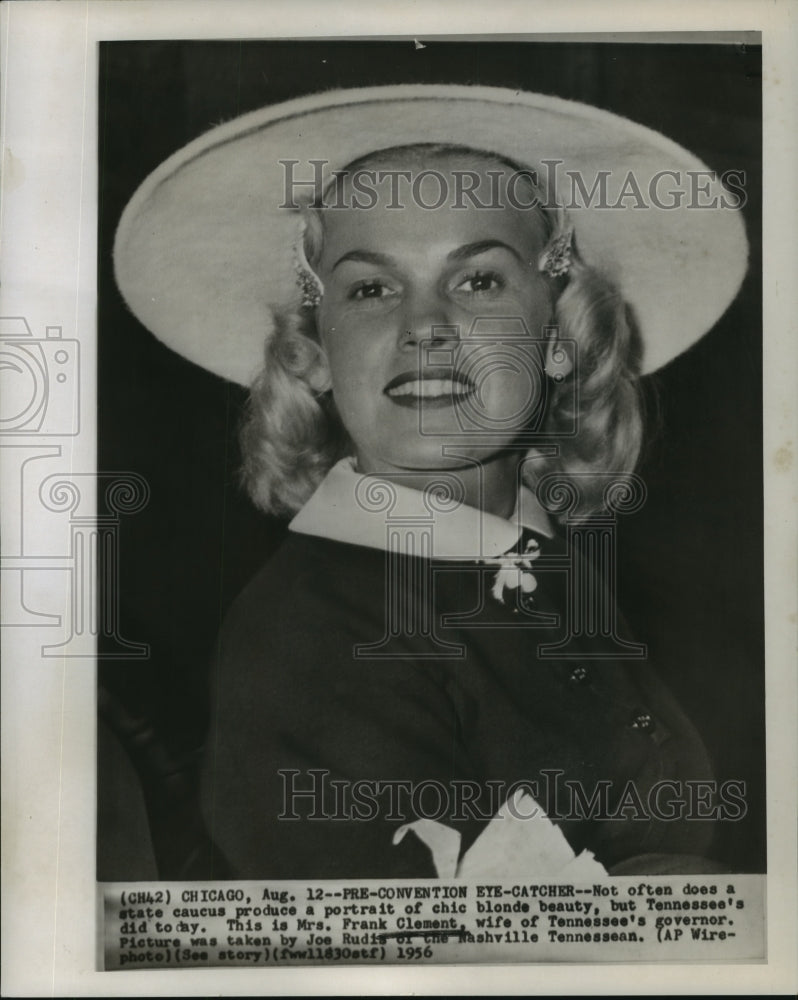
[401,290,458,346]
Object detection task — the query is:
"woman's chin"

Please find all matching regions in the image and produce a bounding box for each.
[356,441,510,475]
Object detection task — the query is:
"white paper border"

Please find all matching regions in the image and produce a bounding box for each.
[1,0,795,995]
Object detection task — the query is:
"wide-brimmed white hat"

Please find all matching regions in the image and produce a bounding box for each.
[114,84,748,384]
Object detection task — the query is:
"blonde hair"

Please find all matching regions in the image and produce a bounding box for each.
[240,144,643,520]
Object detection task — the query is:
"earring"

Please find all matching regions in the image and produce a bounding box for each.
[538,229,574,278]
[543,327,572,383]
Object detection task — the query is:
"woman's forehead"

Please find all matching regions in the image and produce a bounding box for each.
[332,148,535,200]
[319,200,545,261]
[318,153,548,260]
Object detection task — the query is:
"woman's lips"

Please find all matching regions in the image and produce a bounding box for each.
[383,370,475,408]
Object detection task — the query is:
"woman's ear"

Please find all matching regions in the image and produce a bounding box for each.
[544,328,574,382]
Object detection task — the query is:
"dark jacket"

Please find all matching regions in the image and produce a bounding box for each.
[199,528,721,879]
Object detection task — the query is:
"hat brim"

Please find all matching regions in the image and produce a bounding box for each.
[114,84,748,384]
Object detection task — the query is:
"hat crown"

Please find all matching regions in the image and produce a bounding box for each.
[115,84,748,385]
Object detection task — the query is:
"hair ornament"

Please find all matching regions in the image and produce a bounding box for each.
[293,221,324,308]
[538,229,574,278]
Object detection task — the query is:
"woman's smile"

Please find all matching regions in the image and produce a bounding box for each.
[383,368,477,407]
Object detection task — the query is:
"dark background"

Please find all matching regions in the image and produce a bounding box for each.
[97,38,764,876]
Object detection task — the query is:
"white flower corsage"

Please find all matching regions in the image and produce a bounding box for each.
[482,535,542,605]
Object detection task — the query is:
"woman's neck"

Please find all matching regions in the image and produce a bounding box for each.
[353,450,521,520]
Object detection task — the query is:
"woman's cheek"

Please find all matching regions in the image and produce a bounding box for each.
[326,344,379,424]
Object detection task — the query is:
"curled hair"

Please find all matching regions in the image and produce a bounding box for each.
[239,308,349,517]
[524,250,644,516]
[241,144,643,521]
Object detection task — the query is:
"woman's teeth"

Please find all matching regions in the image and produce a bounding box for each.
[387,379,471,398]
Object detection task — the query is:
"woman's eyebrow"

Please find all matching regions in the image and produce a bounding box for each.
[447,240,524,264]
[331,249,395,271]
[331,240,525,272]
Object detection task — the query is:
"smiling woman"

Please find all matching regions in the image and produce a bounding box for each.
[112,83,751,880]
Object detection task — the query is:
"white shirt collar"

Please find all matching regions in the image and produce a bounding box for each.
[289,457,553,560]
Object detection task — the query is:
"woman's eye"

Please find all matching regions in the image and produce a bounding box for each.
[455,271,505,294]
[349,280,395,301]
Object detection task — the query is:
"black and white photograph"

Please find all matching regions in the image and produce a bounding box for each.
[98,30,768,957]
[1,2,796,996]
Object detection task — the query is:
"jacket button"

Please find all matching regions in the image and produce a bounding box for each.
[629,710,655,734]
[568,665,590,686]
